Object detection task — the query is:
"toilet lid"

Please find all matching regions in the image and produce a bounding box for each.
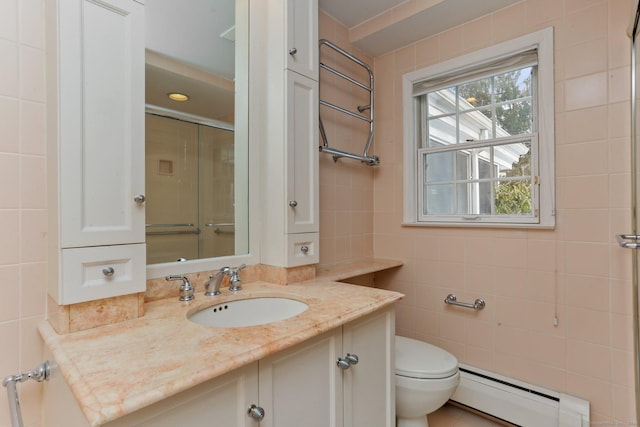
[395,336,458,379]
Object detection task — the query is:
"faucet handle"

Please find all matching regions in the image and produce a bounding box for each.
[228,264,246,292]
[166,275,195,302]
[231,264,246,273]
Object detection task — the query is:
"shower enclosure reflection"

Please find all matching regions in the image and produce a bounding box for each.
[145,113,236,264]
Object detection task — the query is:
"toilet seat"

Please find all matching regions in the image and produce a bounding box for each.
[395,336,458,379]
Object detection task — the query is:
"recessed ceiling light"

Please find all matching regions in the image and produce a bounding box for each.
[168,92,189,102]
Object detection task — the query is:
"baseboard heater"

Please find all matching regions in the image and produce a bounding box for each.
[450,364,590,427]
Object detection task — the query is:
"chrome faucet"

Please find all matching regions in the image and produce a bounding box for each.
[228,264,246,292]
[204,267,231,296]
[166,275,195,301]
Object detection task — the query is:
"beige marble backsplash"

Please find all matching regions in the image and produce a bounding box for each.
[48,263,319,334]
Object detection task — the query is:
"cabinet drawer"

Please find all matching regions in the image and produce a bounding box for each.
[60,244,146,304]
[286,233,319,267]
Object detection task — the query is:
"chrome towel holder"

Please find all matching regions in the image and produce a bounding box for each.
[3,361,51,427]
[318,39,379,166]
[444,294,486,311]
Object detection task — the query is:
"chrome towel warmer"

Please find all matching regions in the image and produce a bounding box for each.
[319,39,379,166]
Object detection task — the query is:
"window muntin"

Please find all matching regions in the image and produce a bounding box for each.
[403,28,555,228]
[417,63,537,222]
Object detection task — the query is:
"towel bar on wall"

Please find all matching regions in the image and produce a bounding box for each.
[3,361,51,427]
[444,294,486,311]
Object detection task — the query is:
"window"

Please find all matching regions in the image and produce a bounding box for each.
[402,28,554,227]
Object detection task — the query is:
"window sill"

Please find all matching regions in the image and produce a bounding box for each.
[401,221,555,230]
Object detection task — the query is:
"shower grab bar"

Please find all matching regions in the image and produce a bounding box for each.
[146,223,200,235]
[319,39,379,166]
[214,228,235,235]
[146,229,201,236]
[206,223,235,235]
[444,294,486,311]
[146,223,195,228]
[3,361,51,427]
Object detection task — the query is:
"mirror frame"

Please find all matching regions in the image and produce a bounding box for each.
[146,0,259,279]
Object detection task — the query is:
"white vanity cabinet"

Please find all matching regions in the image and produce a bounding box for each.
[46,0,146,304]
[255,0,320,267]
[104,364,259,427]
[44,307,395,427]
[258,307,395,427]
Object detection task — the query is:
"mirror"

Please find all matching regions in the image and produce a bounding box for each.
[144,0,249,271]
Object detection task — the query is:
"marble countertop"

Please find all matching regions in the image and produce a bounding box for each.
[39,279,403,426]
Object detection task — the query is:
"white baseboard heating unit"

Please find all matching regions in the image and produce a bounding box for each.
[450,364,590,427]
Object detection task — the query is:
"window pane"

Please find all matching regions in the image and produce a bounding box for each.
[456,151,469,180]
[477,148,492,179]
[424,151,454,182]
[495,67,532,101]
[495,142,531,178]
[428,88,456,116]
[424,184,454,215]
[494,179,533,215]
[478,181,492,214]
[456,183,469,214]
[427,115,456,146]
[459,108,493,142]
[496,100,532,135]
[458,77,492,110]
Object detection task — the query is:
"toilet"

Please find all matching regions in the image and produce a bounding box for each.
[395,336,460,427]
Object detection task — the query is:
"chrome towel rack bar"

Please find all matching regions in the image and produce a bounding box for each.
[146,223,201,236]
[319,39,379,166]
[617,234,640,248]
[146,223,195,228]
[3,361,51,427]
[444,294,486,311]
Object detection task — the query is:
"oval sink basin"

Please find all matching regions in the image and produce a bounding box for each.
[188,297,309,327]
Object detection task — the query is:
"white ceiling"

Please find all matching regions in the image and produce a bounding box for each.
[318,0,407,28]
[145,0,236,80]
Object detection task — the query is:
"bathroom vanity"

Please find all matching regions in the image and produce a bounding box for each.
[41,280,402,426]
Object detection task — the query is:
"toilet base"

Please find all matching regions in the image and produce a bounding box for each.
[397,415,429,427]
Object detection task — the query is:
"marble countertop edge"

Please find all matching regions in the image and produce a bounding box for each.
[39,279,403,426]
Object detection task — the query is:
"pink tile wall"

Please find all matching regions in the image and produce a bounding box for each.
[318,10,376,267]
[0,0,47,426]
[371,0,636,424]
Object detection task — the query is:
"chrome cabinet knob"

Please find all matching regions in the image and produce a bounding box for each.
[289,47,297,55]
[247,404,265,421]
[289,200,298,207]
[336,358,351,370]
[133,194,146,204]
[345,353,359,365]
[337,353,359,370]
[102,267,115,277]
[300,245,309,254]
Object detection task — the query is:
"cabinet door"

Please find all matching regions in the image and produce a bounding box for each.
[285,71,319,234]
[342,307,396,427]
[259,330,343,427]
[58,0,145,248]
[104,363,259,427]
[285,0,318,80]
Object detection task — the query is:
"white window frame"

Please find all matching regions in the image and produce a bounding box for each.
[402,27,555,228]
